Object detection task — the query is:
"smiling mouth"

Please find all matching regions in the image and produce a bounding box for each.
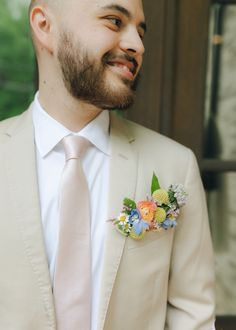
[106,59,137,80]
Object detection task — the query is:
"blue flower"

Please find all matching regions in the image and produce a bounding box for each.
[162,219,177,230]
[129,209,141,224]
[129,209,149,235]
[133,219,149,235]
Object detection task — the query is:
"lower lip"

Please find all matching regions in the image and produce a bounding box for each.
[108,64,135,80]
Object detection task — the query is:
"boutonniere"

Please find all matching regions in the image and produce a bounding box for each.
[112,173,187,240]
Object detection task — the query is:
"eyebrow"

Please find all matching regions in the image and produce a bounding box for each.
[101,4,147,33]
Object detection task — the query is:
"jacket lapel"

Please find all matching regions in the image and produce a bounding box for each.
[4,109,56,327]
[3,110,138,329]
[98,113,138,330]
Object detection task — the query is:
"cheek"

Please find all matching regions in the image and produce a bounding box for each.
[85,28,120,57]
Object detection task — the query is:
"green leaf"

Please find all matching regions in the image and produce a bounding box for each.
[151,172,161,195]
[168,190,176,203]
[123,198,136,210]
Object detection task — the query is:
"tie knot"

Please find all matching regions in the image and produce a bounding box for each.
[62,135,90,161]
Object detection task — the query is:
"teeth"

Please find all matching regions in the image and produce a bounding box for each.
[109,63,131,73]
[117,64,130,72]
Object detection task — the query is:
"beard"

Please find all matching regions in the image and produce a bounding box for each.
[57,31,140,110]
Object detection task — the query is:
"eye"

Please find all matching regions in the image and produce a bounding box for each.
[107,17,122,29]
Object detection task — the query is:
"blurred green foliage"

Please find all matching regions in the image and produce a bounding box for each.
[0,0,35,121]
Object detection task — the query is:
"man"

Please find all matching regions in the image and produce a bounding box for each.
[0,0,215,329]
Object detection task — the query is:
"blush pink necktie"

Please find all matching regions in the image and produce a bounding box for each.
[54,135,91,330]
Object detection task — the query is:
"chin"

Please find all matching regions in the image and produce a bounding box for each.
[103,91,135,110]
[105,75,133,96]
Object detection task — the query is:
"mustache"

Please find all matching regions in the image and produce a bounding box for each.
[102,52,139,75]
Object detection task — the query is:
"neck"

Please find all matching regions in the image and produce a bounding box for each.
[38,79,102,132]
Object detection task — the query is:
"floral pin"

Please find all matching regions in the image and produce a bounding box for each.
[111,173,187,240]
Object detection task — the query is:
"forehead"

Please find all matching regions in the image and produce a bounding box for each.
[94,0,144,13]
[61,0,145,21]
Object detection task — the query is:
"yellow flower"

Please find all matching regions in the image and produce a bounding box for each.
[152,189,169,205]
[154,207,167,223]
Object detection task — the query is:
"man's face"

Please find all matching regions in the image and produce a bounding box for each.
[55,0,146,110]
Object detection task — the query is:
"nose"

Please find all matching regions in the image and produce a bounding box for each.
[119,26,145,58]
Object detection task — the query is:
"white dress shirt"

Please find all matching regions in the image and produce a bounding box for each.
[32,93,110,330]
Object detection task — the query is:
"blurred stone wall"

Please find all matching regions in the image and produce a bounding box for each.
[206,5,236,315]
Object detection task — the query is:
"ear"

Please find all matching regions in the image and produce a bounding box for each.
[30,5,55,54]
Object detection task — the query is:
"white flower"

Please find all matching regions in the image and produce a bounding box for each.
[170,184,187,207]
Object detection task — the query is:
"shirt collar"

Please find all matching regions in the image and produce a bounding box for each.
[32,92,110,158]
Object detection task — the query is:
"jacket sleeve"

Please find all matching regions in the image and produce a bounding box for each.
[165,149,215,330]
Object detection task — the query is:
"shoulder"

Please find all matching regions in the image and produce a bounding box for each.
[0,109,32,141]
[110,114,198,187]
[112,113,192,158]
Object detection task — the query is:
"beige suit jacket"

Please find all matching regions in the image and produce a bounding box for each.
[0,109,215,330]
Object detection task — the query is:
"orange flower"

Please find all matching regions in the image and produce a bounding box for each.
[137,201,156,222]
